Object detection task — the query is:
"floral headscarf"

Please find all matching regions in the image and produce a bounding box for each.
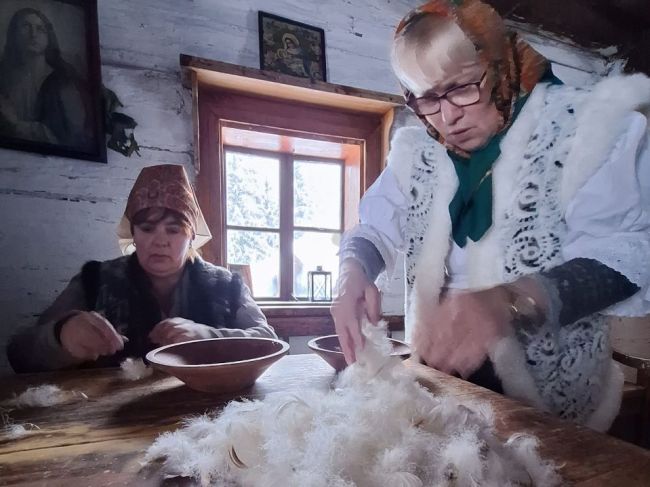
[395,0,550,155]
[394,0,557,247]
[117,164,212,254]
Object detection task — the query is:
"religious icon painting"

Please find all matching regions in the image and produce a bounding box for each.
[0,0,105,162]
[258,11,327,82]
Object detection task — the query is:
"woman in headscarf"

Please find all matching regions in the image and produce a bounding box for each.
[0,8,91,148]
[8,164,276,373]
[332,0,650,430]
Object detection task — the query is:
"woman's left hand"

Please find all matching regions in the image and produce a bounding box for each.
[413,286,513,379]
[149,318,217,345]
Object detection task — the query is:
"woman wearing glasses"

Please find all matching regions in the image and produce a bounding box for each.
[332,0,650,430]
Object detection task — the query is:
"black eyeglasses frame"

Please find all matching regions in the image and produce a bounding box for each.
[406,71,488,116]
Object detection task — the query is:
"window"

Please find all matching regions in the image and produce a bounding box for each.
[188,56,400,305]
[225,144,343,299]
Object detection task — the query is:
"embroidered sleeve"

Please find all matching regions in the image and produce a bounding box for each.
[537,258,640,326]
[340,237,386,282]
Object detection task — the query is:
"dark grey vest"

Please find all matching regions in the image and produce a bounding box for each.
[80,254,241,364]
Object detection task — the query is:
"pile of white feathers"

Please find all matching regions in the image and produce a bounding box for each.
[2,359,149,441]
[145,322,561,487]
[1,384,88,440]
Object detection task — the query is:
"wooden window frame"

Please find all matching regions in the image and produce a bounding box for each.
[182,55,402,311]
[224,145,344,300]
[194,91,392,265]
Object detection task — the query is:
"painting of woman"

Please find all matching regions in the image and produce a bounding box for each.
[0,2,104,162]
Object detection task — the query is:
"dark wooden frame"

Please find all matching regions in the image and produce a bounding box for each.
[182,55,401,314]
[0,0,105,163]
[224,145,344,300]
[258,11,327,82]
[195,85,385,274]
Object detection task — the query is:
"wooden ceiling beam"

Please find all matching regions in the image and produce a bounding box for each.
[484,0,650,74]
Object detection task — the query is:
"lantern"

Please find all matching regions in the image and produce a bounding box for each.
[308,265,332,302]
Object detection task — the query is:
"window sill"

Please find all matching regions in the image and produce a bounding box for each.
[259,302,404,338]
[260,303,332,319]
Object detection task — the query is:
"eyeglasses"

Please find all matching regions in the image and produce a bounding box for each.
[406,71,487,116]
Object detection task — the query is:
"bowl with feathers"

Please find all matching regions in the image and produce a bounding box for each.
[308,334,410,371]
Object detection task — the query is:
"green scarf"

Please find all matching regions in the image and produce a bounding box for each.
[448,73,562,247]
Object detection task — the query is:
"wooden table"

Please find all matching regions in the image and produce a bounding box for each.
[1,355,649,486]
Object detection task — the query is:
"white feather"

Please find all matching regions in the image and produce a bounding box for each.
[6,424,30,439]
[2,385,87,408]
[145,320,561,486]
[1,407,40,441]
[120,358,154,381]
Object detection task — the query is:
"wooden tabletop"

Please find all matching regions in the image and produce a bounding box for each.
[1,355,649,486]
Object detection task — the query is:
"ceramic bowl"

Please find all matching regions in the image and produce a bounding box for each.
[307,334,410,372]
[146,337,290,393]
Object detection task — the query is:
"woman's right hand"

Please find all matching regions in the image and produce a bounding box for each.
[330,259,381,365]
[59,311,126,361]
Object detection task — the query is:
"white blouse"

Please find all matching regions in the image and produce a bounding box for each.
[354,112,650,316]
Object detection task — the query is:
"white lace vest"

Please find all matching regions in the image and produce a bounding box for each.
[389,78,650,430]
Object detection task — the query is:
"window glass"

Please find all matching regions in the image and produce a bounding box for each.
[226,151,280,229]
[294,160,342,230]
[227,229,280,298]
[293,230,340,298]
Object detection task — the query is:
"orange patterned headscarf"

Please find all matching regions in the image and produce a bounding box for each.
[124,164,200,228]
[395,0,550,149]
[117,164,212,254]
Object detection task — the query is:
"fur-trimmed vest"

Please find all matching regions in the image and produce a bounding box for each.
[389,75,650,431]
[80,254,241,365]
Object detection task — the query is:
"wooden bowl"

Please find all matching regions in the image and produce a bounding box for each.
[308,334,411,372]
[146,337,290,393]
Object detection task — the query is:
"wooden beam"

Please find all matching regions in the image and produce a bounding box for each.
[180,54,402,114]
[485,0,650,73]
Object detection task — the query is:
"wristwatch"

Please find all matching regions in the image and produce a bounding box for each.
[504,285,545,327]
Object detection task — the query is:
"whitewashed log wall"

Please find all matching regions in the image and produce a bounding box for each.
[0,0,631,371]
[0,0,424,371]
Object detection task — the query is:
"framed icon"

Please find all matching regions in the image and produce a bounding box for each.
[258,11,327,82]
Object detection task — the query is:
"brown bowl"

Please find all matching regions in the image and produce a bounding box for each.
[308,334,410,372]
[146,337,290,393]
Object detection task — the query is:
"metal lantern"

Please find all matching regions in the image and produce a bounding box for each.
[308,265,332,302]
